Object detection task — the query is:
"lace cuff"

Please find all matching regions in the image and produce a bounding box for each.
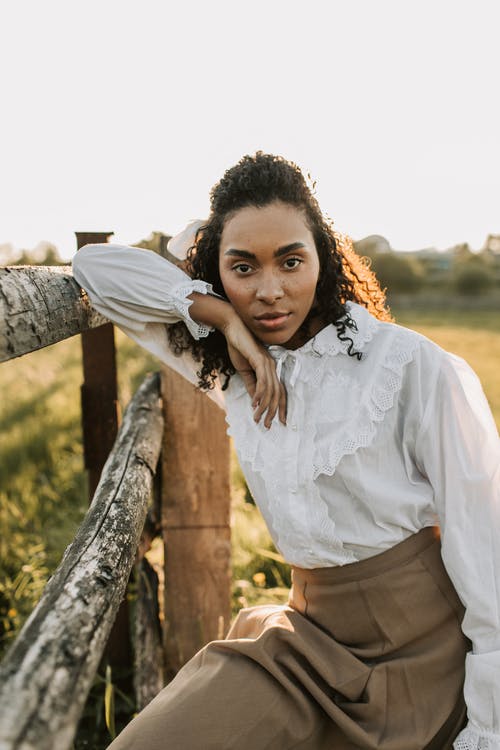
[169,279,218,340]
[454,723,500,749]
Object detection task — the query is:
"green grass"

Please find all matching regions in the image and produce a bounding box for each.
[230,455,291,614]
[0,331,160,654]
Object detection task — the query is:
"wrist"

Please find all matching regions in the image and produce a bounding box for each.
[187,291,237,333]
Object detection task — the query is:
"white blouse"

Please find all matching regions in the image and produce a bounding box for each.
[72,243,500,750]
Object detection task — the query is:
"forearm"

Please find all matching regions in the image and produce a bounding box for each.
[187,291,238,333]
[71,243,228,409]
[73,244,226,338]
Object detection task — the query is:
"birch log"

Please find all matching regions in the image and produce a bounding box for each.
[0,266,106,362]
[0,372,163,750]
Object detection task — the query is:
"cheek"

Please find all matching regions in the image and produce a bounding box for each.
[293,268,320,301]
[219,268,234,298]
[219,272,252,309]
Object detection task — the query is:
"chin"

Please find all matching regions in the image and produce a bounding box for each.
[255,327,302,348]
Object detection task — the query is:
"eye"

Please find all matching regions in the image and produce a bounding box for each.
[232,263,253,274]
[284,257,303,270]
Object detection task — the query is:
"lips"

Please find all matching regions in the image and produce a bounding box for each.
[255,312,290,320]
[254,313,291,330]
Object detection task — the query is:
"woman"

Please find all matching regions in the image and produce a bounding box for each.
[72,152,500,750]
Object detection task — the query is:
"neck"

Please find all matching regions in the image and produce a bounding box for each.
[282,314,328,350]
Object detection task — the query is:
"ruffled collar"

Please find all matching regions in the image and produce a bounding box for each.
[264,302,378,385]
[265,301,377,358]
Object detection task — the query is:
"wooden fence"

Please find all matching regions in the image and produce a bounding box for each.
[0,233,231,750]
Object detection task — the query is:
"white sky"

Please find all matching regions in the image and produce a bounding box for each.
[1,0,499,259]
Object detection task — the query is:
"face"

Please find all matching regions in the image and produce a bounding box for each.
[219,201,322,349]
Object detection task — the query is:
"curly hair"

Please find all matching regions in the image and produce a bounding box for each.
[167,152,393,391]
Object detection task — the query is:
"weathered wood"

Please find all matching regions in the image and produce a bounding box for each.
[74,233,132,701]
[163,527,231,676]
[131,452,164,711]
[0,372,163,750]
[0,265,107,362]
[80,350,121,499]
[74,231,114,249]
[133,557,164,710]
[75,232,120,502]
[160,367,231,678]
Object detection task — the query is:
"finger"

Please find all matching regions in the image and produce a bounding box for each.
[250,359,267,408]
[264,363,281,429]
[278,382,287,426]
[264,388,280,429]
[259,358,281,428]
[252,361,272,423]
[253,383,269,423]
[238,369,257,400]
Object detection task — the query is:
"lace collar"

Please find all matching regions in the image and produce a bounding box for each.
[262,302,378,385]
[265,301,378,359]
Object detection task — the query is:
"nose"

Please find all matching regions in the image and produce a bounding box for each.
[255,272,284,304]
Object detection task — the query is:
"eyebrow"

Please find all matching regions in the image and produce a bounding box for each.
[224,242,307,259]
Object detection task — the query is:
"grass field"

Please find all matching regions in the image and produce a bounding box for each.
[1,308,499,658]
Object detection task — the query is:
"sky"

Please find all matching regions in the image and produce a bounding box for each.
[1,0,499,260]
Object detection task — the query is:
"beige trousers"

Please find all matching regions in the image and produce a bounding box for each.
[107,526,469,749]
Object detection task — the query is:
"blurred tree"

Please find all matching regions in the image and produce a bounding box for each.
[134,231,166,254]
[452,256,495,295]
[367,252,424,293]
[0,243,16,264]
[450,242,473,263]
[12,242,65,266]
[39,244,65,266]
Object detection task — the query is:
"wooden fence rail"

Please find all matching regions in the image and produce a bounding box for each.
[0,265,105,362]
[0,372,163,750]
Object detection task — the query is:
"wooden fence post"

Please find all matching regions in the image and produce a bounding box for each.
[75,231,120,501]
[75,231,132,695]
[160,368,231,679]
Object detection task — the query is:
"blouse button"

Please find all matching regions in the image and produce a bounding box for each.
[291,424,297,431]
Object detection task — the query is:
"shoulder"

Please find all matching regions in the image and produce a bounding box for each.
[356,305,450,367]
[365,311,487,421]
[348,303,436,369]
[353,305,471,404]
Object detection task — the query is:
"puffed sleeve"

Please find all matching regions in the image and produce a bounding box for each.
[414,350,500,749]
[72,243,226,410]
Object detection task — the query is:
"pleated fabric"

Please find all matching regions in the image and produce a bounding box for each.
[107,526,469,750]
